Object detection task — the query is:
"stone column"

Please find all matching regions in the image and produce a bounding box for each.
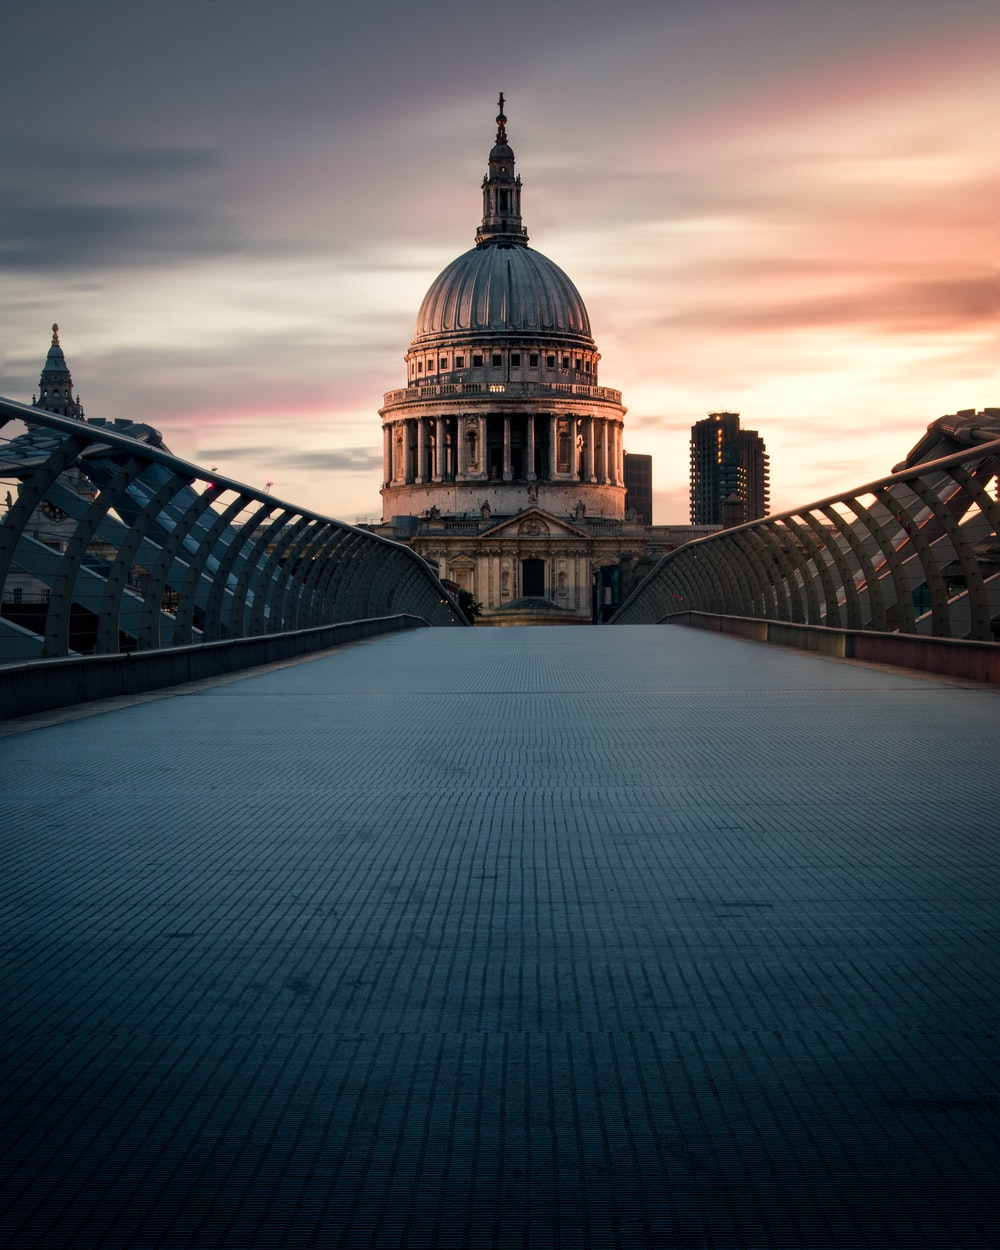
[416,419,427,484]
[526,414,536,480]
[394,421,405,484]
[434,417,445,482]
[457,416,467,479]
[585,415,595,482]
[613,421,623,485]
[600,419,609,484]
[503,414,512,481]
[549,413,558,478]
[383,423,392,488]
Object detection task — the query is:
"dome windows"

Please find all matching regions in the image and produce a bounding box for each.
[404,347,597,383]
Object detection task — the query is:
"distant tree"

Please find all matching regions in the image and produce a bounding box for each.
[458,589,483,624]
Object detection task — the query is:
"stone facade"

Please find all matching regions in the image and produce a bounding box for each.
[373,99,714,622]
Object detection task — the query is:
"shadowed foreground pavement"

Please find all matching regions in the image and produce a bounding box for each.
[2,625,998,1248]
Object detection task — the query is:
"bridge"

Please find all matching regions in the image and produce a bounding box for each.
[2,401,999,1246]
[0,398,463,711]
[3,622,999,1247]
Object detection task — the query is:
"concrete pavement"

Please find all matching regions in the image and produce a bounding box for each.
[2,625,998,1247]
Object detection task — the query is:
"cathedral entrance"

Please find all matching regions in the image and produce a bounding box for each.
[522,558,545,598]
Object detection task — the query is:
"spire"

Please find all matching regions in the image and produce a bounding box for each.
[476,93,528,247]
[495,92,507,144]
[35,323,85,420]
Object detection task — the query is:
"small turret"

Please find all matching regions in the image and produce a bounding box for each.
[476,94,528,247]
[35,324,85,420]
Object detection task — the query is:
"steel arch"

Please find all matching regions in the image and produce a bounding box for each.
[612,412,1000,640]
[1,399,463,663]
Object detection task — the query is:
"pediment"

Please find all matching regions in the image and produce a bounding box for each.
[479,507,590,540]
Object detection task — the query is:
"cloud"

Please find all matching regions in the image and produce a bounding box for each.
[200,445,382,474]
[681,275,998,335]
[0,135,219,189]
[271,448,383,473]
[0,200,247,273]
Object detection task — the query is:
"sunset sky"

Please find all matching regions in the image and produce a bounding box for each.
[1,0,996,524]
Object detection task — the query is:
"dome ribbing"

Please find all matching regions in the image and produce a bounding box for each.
[408,93,595,352]
[412,245,592,346]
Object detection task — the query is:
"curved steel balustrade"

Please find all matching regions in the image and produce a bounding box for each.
[611,410,1000,639]
[0,398,463,662]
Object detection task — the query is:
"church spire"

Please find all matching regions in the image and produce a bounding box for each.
[476,93,528,247]
[34,323,85,420]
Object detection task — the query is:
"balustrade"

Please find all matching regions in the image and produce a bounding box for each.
[611,416,1000,641]
[0,398,461,663]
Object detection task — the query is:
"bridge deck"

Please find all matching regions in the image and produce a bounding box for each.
[3,626,998,1248]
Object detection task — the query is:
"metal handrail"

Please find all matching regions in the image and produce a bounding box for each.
[0,398,464,662]
[610,417,1000,640]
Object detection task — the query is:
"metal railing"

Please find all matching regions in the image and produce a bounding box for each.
[610,412,1000,640]
[0,398,463,663]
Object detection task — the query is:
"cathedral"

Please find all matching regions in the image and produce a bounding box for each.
[371,98,707,623]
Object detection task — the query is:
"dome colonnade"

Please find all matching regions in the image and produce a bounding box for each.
[380,381,626,506]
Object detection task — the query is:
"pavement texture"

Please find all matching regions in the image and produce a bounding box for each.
[2,624,999,1249]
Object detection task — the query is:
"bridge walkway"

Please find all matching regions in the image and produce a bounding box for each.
[2,626,998,1248]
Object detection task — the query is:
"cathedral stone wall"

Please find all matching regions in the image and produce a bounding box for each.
[373,98,668,624]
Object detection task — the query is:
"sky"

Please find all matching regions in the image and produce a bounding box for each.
[1,0,996,525]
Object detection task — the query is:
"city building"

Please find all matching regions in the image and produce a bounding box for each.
[371,98,712,622]
[689,411,770,526]
[623,452,653,525]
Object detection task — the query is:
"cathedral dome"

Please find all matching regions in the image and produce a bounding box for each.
[380,96,627,544]
[412,243,593,347]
